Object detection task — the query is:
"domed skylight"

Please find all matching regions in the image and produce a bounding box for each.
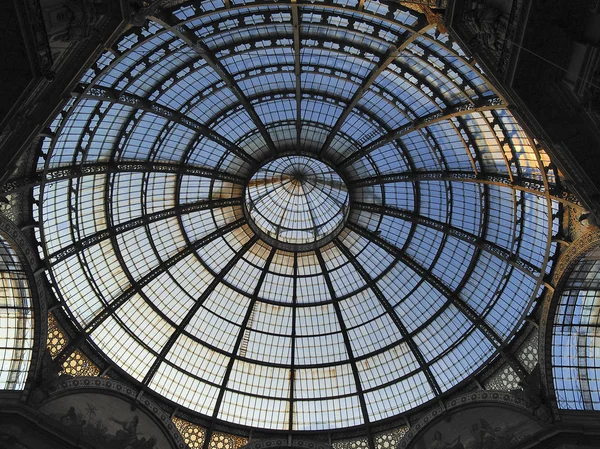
[245,155,349,249]
[33,0,558,433]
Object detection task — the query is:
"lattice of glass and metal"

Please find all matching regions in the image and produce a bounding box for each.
[0,234,33,389]
[552,246,600,410]
[32,0,560,432]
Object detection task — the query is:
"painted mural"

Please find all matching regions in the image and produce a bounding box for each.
[410,405,544,449]
[40,392,173,449]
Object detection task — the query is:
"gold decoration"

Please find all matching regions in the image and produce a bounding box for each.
[47,312,68,357]
[173,417,207,449]
[401,3,447,34]
[60,349,100,377]
[374,426,409,449]
[208,432,248,449]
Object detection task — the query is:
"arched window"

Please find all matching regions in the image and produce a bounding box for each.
[552,245,600,410]
[0,234,34,389]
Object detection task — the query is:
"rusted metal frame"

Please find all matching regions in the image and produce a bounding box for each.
[339,97,503,168]
[291,1,303,150]
[317,19,432,156]
[74,83,257,165]
[289,252,298,430]
[209,246,278,422]
[314,248,374,448]
[352,202,547,282]
[153,12,279,158]
[141,234,261,386]
[333,237,443,396]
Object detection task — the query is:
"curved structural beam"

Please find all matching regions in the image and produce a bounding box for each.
[315,248,373,446]
[46,198,243,265]
[74,84,258,165]
[339,96,504,168]
[142,234,261,386]
[53,217,248,362]
[334,237,442,396]
[346,221,503,346]
[318,19,431,156]
[10,161,245,195]
[352,202,544,280]
[350,170,578,205]
[153,12,279,158]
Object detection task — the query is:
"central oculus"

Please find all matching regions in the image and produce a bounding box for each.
[245,155,349,249]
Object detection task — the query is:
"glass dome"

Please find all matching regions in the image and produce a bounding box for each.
[245,155,349,249]
[33,0,558,432]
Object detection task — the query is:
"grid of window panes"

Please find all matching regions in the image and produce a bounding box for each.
[553,247,600,410]
[0,235,33,389]
[32,0,559,431]
[245,156,349,246]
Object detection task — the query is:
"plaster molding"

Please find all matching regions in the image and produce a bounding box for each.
[47,376,187,449]
[398,390,544,448]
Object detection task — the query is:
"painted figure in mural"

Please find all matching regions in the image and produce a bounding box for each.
[110,415,140,448]
[59,406,79,427]
[429,431,464,449]
[470,420,496,449]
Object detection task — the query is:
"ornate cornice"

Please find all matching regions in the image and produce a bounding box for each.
[48,376,187,449]
[241,439,333,449]
[398,390,548,448]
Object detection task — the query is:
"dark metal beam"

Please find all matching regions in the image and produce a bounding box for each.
[291,1,302,150]
[288,252,298,430]
[79,217,248,336]
[339,96,503,168]
[334,237,442,396]
[314,248,373,438]
[349,170,578,205]
[318,20,430,157]
[45,198,243,265]
[153,12,279,158]
[142,234,261,386]
[346,221,503,347]
[209,246,277,421]
[73,83,258,165]
[9,161,246,195]
[352,202,545,281]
